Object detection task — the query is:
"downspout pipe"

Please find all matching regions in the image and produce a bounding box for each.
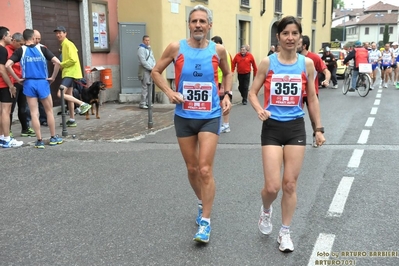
[323,0,327,26]
[260,0,266,16]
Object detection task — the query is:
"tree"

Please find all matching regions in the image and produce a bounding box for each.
[333,0,345,9]
[383,24,390,45]
[331,27,344,41]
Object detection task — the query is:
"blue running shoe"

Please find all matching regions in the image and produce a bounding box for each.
[193,220,211,243]
[49,135,63,146]
[35,140,45,149]
[196,204,203,225]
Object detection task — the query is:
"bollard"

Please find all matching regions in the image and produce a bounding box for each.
[60,86,68,136]
[147,82,153,129]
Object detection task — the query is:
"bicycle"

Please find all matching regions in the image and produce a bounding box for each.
[342,66,372,97]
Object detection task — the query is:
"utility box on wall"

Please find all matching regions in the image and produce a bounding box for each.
[119,23,145,94]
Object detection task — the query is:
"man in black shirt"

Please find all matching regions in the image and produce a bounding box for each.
[321,47,338,89]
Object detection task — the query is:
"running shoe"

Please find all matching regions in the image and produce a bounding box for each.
[332,84,338,89]
[49,135,63,146]
[193,220,211,243]
[2,138,23,148]
[60,120,77,127]
[196,204,203,225]
[396,82,399,89]
[221,124,231,133]
[21,127,36,137]
[348,88,355,92]
[0,139,4,147]
[258,205,273,235]
[277,230,294,252]
[79,103,92,114]
[35,140,45,149]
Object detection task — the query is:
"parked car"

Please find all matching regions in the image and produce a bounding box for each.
[318,49,347,78]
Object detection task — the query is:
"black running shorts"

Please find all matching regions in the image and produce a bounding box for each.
[174,114,221,137]
[261,117,306,146]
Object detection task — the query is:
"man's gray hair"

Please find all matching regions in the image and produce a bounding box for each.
[188,5,212,24]
[12,32,23,42]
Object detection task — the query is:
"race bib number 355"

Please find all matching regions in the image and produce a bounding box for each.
[182,81,213,112]
[270,74,302,106]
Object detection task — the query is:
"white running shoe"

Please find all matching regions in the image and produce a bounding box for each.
[221,124,230,133]
[2,138,23,148]
[258,205,273,235]
[383,83,388,88]
[277,230,294,252]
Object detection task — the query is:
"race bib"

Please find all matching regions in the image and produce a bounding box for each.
[270,74,302,106]
[182,81,213,112]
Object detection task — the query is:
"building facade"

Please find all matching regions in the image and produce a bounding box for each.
[1,0,332,104]
[332,1,399,45]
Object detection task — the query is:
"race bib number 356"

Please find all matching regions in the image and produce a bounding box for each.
[182,81,213,112]
[270,74,302,106]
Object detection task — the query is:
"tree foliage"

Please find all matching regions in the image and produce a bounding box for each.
[383,24,390,44]
[333,0,345,9]
[331,27,344,42]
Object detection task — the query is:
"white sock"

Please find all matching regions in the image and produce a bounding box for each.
[223,123,229,127]
[0,134,4,140]
[201,217,210,224]
[198,200,202,205]
[4,136,11,142]
[69,119,75,122]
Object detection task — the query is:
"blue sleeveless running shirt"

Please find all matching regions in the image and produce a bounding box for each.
[263,53,307,122]
[174,40,221,119]
[20,45,48,79]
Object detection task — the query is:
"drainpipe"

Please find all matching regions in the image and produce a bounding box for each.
[260,0,266,16]
[323,0,327,26]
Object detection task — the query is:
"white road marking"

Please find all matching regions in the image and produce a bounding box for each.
[370,107,378,115]
[327,176,355,217]
[357,130,370,144]
[308,233,336,266]
[374,99,380,105]
[365,117,375,127]
[376,93,381,98]
[347,149,364,168]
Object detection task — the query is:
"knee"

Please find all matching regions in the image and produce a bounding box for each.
[282,180,297,195]
[198,165,212,180]
[263,183,280,196]
[186,164,199,177]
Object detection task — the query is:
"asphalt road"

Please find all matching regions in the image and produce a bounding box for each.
[1,80,399,266]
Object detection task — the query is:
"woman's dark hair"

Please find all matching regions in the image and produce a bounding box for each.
[276,16,302,35]
[211,36,223,45]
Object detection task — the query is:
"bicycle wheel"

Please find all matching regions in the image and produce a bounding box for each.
[357,74,371,97]
[342,73,350,95]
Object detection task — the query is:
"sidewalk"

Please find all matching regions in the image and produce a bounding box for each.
[11,94,242,144]
[11,102,176,144]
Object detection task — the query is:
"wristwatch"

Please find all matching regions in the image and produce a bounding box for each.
[315,127,324,133]
[224,91,233,100]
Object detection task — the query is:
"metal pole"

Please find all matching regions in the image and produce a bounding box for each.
[147,82,153,129]
[60,86,68,136]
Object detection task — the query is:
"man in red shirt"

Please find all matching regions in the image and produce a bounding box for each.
[0,26,23,148]
[232,45,257,105]
[297,35,330,148]
[6,32,36,137]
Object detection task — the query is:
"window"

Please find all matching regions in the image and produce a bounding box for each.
[389,27,393,34]
[241,0,250,7]
[380,27,383,34]
[275,0,282,13]
[365,27,369,35]
[312,0,317,20]
[297,0,302,17]
[191,0,208,3]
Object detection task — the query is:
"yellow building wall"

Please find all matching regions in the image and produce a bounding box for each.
[118,0,332,67]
